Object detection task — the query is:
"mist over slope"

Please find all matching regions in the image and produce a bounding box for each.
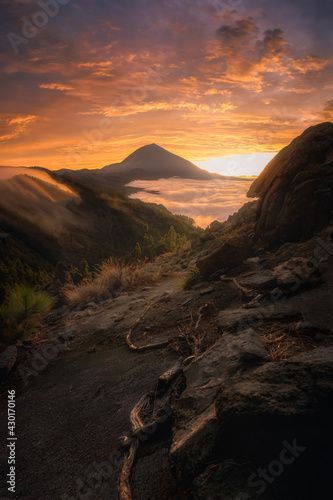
[0,166,197,277]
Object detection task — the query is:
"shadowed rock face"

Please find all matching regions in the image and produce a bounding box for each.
[248,122,333,247]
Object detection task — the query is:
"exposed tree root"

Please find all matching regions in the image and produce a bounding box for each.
[117,363,184,500]
[119,298,215,498]
[126,301,170,352]
[117,445,136,500]
[195,303,208,330]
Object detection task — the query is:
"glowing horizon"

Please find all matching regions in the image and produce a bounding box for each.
[194,152,276,177]
[0,149,276,178]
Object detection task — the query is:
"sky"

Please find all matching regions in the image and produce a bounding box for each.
[1,0,333,174]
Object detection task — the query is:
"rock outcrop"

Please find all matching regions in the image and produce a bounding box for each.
[171,336,333,500]
[171,330,268,479]
[211,347,333,500]
[248,122,333,247]
[171,219,333,499]
[196,233,253,279]
[215,346,333,421]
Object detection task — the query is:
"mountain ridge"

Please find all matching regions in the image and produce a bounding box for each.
[56,144,247,183]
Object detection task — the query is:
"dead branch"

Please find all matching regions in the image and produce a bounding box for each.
[195,303,208,330]
[220,275,255,298]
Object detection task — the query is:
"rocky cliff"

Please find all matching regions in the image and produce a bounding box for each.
[248,122,333,247]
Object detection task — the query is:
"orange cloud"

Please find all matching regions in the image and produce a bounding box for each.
[39,83,74,91]
[293,56,330,74]
[0,115,37,142]
[0,3,332,170]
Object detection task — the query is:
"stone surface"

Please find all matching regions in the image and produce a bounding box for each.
[196,233,253,279]
[199,286,214,295]
[170,405,219,479]
[218,276,333,333]
[218,302,300,331]
[272,257,327,289]
[216,346,333,422]
[200,347,333,500]
[177,330,268,423]
[0,345,17,380]
[171,330,268,479]
[238,269,277,291]
[57,327,79,342]
[248,122,333,247]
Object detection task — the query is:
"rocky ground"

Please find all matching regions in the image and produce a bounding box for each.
[0,269,244,500]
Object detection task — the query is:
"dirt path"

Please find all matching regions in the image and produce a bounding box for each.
[0,273,241,500]
[0,278,183,500]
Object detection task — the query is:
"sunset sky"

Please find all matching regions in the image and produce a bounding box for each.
[1,0,333,173]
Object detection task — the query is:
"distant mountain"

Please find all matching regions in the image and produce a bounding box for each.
[101,144,218,180]
[57,144,242,185]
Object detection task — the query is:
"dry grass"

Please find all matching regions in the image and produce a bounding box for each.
[258,322,317,361]
[66,258,161,307]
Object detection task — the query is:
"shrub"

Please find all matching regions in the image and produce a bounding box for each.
[70,259,92,285]
[0,284,55,342]
[179,266,201,290]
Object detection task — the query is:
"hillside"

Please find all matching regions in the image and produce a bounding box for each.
[0,168,199,301]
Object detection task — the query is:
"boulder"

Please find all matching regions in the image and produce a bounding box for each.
[0,345,17,380]
[272,257,327,289]
[170,405,219,479]
[176,346,333,500]
[176,330,268,424]
[248,122,333,247]
[216,346,333,422]
[212,347,333,499]
[196,233,253,279]
[171,330,268,478]
[225,200,258,229]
